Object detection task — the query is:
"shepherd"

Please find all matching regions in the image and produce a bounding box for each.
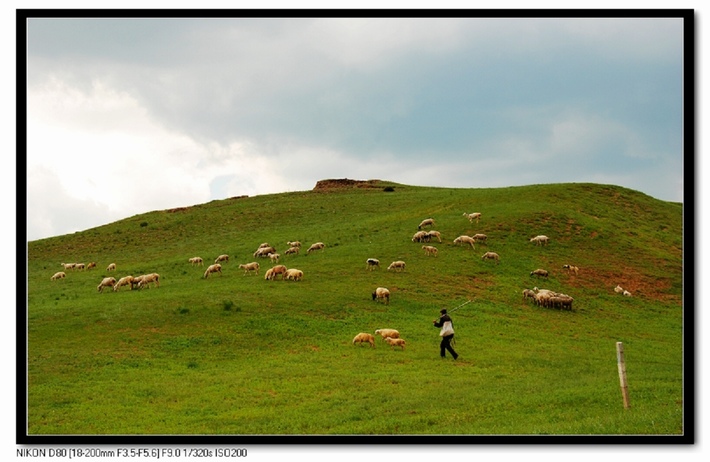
[433,308,459,360]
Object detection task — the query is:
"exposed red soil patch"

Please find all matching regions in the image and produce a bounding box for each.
[313,178,383,190]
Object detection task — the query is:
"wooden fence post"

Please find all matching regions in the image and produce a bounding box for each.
[616,342,630,409]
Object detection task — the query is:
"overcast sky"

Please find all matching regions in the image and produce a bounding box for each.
[24,14,686,241]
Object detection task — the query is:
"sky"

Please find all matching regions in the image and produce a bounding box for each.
[23,12,687,241]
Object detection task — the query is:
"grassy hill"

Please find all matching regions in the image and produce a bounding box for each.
[25,180,685,437]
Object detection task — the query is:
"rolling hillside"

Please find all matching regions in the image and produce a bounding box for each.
[24,180,685,437]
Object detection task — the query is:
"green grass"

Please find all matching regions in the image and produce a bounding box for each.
[26,181,684,435]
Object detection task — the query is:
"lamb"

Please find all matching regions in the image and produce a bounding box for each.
[623,290,632,297]
[472,233,488,242]
[481,251,500,264]
[422,245,438,257]
[453,235,476,249]
[387,261,406,272]
[239,262,260,275]
[426,230,442,243]
[530,268,549,278]
[463,212,482,223]
[366,258,380,270]
[284,246,300,256]
[86,262,97,270]
[189,257,204,266]
[522,289,536,301]
[113,275,135,292]
[268,253,281,263]
[106,263,116,271]
[412,231,430,243]
[352,332,376,348]
[50,271,66,281]
[284,268,303,281]
[74,263,86,271]
[307,242,325,254]
[61,263,75,271]
[138,273,160,289]
[204,264,222,279]
[614,285,624,294]
[562,264,579,275]
[418,218,435,230]
[265,265,288,280]
[530,235,550,246]
[385,337,406,350]
[254,246,276,258]
[287,241,302,248]
[97,277,117,293]
[215,254,229,264]
[374,328,400,340]
[372,287,390,305]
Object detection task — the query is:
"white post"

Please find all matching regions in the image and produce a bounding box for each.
[616,342,630,409]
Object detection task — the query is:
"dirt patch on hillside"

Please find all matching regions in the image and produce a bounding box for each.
[562,265,681,304]
[313,178,384,190]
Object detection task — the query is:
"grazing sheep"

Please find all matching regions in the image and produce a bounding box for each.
[86,262,97,270]
[138,273,160,289]
[287,241,302,248]
[254,246,276,258]
[61,263,75,271]
[426,230,442,243]
[387,260,406,272]
[418,218,435,230]
[307,242,325,254]
[549,294,574,310]
[352,332,376,348]
[412,231,430,243]
[50,271,66,281]
[472,233,488,242]
[530,235,550,246]
[268,253,281,263]
[113,275,135,292]
[284,268,303,281]
[522,289,536,301]
[614,285,624,294]
[106,263,116,271]
[266,265,288,280]
[453,235,476,249]
[372,287,390,305]
[189,257,204,266]
[215,254,229,264]
[422,245,438,257]
[97,277,117,293]
[239,262,260,275]
[385,337,406,350]
[284,246,300,256]
[463,212,482,223]
[530,268,549,278]
[366,258,380,270]
[623,290,632,297]
[74,263,86,271]
[481,251,500,264]
[130,275,144,290]
[562,264,579,275]
[204,264,222,279]
[375,328,400,340]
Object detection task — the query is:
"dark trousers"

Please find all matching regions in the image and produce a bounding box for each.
[440,334,458,359]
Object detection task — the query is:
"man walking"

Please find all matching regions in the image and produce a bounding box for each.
[433,308,458,360]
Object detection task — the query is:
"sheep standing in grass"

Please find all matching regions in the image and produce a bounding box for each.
[266,265,288,280]
[418,218,435,230]
[138,273,160,289]
[481,251,500,264]
[412,231,430,243]
[472,233,488,243]
[375,328,400,340]
[87,262,97,270]
[623,290,632,297]
[254,246,276,258]
[189,257,204,266]
[522,289,536,301]
[563,264,579,275]
[426,230,442,243]
[453,235,476,249]
[215,254,229,264]
[307,242,325,254]
[61,263,75,271]
[268,253,281,263]
[204,264,222,279]
[530,269,549,278]
[284,246,300,256]
[113,276,135,292]
[284,268,303,281]
[239,262,260,276]
[97,277,117,293]
[530,235,550,246]
[352,333,376,348]
[385,337,406,350]
[287,241,302,249]
[366,258,380,271]
[463,212,482,223]
[388,261,406,272]
[422,245,438,257]
[75,263,86,271]
[106,263,116,271]
[372,287,390,305]
[51,271,66,281]
[614,285,624,294]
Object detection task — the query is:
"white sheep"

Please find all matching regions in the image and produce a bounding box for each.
[215,254,230,264]
[204,264,222,279]
[50,271,66,281]
[472,233,488,242]
[453,235,476,249]
[86,262,97,270]
[106,263,116,271]
[623,290,632,297]
[61,263,75,271]
[366,258,380,270]
[74,263,86,271]
[284,268,303,281]
[307,242,325,254]
[131,275,144,290]
[387,260,406,272]
[530,235,550,246]
[481,251,500,264]
[614,285,624,294]
[113,275,135,292]
[375,328,400,340]
[562,264,579,275]
[352,332,375,348]
[189,257,204,266]
[265,264,288,280]
[530,268,549,278]
[138,273,160,289]
[287,241,302,248]
[412,231,430,243]
[239,262,260,275]
[258,242,272,249]
[254,246,276,258]
[284,246,300,256]
[372,287,390,305]
[97,277,117,293]
[268,253,281,263]
[422,245,438,257]
[463,212,482,223]
[385,337,406,350]
[426,230,442,243]
[522,289,536,301]
[418,218,435,230]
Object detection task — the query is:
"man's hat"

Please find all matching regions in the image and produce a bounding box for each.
[440,309,447,314]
